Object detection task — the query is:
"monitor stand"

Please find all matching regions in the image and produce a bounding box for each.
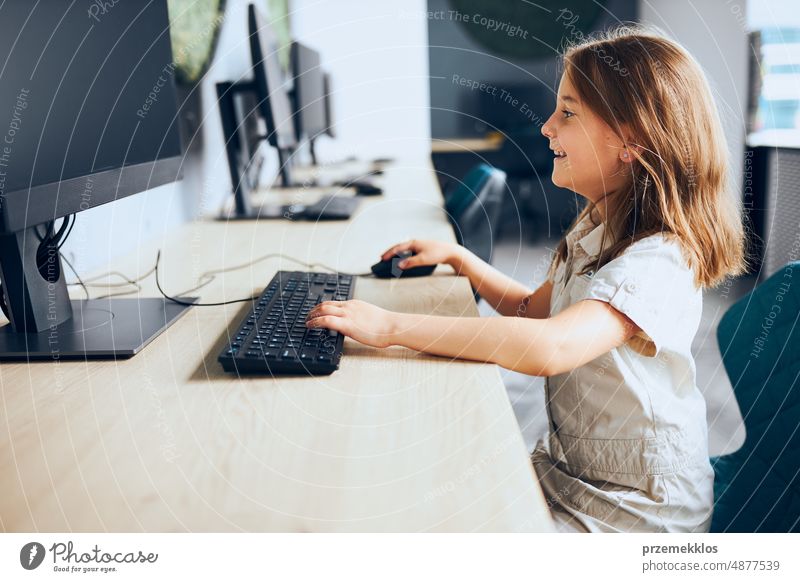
[0,225,196,359]
[0,297,195,360]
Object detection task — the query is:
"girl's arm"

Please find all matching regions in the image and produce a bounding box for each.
[383,240,550,317]
[306,298,639,376]
[453,249,552,318]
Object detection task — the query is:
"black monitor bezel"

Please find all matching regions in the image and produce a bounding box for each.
[247,4,297,151]
[322,72,336,139]
[0,156,182,234]
[290,41,326,141]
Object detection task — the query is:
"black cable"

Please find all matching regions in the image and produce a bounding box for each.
[154,250,259,307]
[57,214,75,250]
[52,215,71,245]
[34,220,52,242]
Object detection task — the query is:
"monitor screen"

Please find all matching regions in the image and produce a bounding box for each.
[248,4,297,150]
[291,42,326,140]
[0,0,182,202]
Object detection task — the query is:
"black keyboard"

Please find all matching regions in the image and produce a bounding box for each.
[218,271,355,375]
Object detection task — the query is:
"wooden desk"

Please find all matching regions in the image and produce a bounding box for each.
[0,162,553,532]
[430,136,505,154]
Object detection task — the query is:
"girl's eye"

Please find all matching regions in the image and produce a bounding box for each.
[562,109,574,119]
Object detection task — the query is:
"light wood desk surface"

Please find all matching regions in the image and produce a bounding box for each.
[0,161,553,532]
[430,135,505,154]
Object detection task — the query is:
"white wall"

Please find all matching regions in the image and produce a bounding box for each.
[60,182,187,277]
[290,0,431,162]
[638,0,749,193]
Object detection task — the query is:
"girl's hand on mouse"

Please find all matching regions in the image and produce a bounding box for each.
[381,239,468,273]
[305,299,399,349]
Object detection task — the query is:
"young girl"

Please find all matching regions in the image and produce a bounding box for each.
[306,26,746,532]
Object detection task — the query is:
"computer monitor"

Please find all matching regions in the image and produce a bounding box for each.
[0,0,193,358]
[323,72,336,139]
[290,42,326,147]
[239,91,267,192]
[217,82,268,216]
[248,3,297,184]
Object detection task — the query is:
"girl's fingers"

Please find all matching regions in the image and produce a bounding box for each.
[305,315,342,331]
[381,246,403,261]
[306,302,345,320]
[398,254,424,268]
[381,240,416,261]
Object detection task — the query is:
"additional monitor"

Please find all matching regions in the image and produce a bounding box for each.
[0,0,193,357]
[248,3,297,151]
[290,42,326,142]
[323,72,336,138]
[217,80,268,217]
[234,88,266,192]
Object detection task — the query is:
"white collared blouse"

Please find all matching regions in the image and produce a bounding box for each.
[531,212,714,532]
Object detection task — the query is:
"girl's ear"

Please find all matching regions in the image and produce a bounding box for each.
[620,145,634,164]
[620,133,642,164]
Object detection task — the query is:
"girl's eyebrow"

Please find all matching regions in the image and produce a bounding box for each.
[560,94,578,104]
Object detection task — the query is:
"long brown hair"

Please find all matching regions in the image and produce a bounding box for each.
[549,25,746,288]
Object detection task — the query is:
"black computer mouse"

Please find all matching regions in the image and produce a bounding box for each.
[336,178,383,196]
[371,250,436,279]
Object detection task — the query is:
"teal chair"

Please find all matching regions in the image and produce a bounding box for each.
[711,262,800,532]
[444,164,506,265]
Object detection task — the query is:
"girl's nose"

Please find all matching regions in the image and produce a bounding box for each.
[541,120,554,139]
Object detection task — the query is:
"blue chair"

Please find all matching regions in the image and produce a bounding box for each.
[711,262,800,532]
[444,164,506,265]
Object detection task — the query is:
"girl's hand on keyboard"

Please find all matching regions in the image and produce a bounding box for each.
[305,299,399,349]
[381,239,468,274]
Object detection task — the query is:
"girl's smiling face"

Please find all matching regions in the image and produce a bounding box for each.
[541,74,633,204]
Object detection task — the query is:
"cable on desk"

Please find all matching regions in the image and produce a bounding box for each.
[66,247,375,307]
[187,250,373,281]
[154,250,260,307]
[154,250,376,306]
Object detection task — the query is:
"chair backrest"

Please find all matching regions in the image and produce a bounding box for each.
[711,261,800,532]
[444,164,506,264]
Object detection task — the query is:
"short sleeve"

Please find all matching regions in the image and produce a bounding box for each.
[580,236,698,356]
